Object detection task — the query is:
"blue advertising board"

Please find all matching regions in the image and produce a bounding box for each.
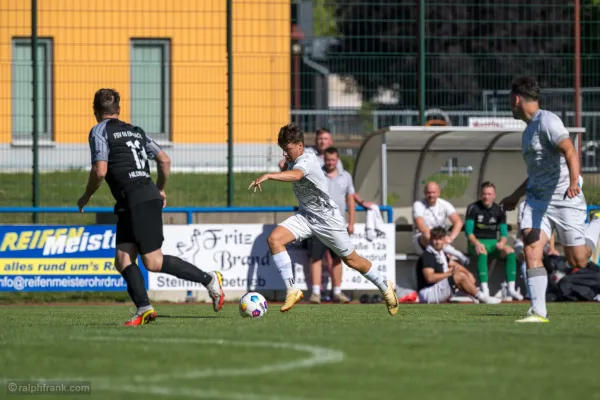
[0,225,146,292]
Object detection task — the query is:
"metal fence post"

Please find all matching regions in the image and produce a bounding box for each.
[227,0,234,207]
[31,0,40,223]
[419,0,426,126]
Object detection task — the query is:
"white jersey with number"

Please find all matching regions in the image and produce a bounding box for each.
[289,151,340,222]
[522,109,576,208]
[281,151,354,257]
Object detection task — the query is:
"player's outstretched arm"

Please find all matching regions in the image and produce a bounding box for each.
[248,170,304,192]
[78,161,107,213]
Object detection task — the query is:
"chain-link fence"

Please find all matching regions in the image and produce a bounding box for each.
[1,0,291,223]
[2,0,600,222]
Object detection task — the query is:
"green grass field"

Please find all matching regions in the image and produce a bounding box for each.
[0,302,598,400]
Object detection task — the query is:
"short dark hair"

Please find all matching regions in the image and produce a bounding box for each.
[481,181,496,190]
[93,88,120,116]
[324,147,338,156]
[278,124,304,148]
[316,128,331,136]
[430,226,447,239]
[511,76,540,101]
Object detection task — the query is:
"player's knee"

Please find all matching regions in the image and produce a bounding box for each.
[266,233,281,250]
[141,250,163,272]
[452,271,467,284]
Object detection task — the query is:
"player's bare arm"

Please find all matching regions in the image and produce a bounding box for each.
[248,169,305,192]
[347,193,356,235]
[447,213,463,243]
[422,265,454,285]
[78,161,107,213]
[414,216,431,240]
[499,178,528,211]
[154,150,171,207]
[556,138,581,199]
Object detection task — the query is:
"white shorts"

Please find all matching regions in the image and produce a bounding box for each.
[418,279,454,304]
[279,212,355,257]
[520,195,587,247]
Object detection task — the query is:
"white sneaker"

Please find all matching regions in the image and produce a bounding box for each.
[481,287,490,298]
[480,295,502,304]
[508,288,524,301]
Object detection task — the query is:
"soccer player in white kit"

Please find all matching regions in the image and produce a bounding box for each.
[500,76,600,323]
[249,124,400,315]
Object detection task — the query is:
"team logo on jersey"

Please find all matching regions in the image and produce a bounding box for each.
[477,215,484,222]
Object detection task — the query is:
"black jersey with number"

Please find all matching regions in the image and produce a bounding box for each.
[465,200,506,239]
[88,118,162,211]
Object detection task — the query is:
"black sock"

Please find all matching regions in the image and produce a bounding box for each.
[161,255,213,285]
[121,263,150,308]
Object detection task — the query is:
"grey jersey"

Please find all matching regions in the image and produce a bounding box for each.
[325,169,355,219]
[522,110,571,207]
[304,146,344,171]
[290,152,339,220]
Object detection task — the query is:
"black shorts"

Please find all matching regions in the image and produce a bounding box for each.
[116,199,164,254]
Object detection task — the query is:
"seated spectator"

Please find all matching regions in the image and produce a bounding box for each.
[465,181,523,300]
[412,181,469,266]
[417,227,501,304]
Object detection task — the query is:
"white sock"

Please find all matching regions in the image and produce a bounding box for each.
[444,244,468,262]
[312,285,321,295]
[481,282,489,296]
[585,217,600,254]
[333,286,342,296]
[138,305,153,313]
[272,251,295,290]
[508,281,516,292]
[475,290,486,301]
[363,265,388,292]
[527,268,548,318]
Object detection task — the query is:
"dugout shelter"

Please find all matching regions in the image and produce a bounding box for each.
[352,126,585,289]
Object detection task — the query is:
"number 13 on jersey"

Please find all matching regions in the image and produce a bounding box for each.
[126,140,148,169]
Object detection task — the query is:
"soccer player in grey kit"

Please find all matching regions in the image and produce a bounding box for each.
[249,124,399,315]
[500,77,600,323]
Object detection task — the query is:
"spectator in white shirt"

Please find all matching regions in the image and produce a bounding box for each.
[412,182,470,265]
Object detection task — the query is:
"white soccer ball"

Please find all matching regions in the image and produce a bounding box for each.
[239,292,268,318]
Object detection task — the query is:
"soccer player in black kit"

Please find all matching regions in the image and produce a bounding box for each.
[77,88,224,326]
